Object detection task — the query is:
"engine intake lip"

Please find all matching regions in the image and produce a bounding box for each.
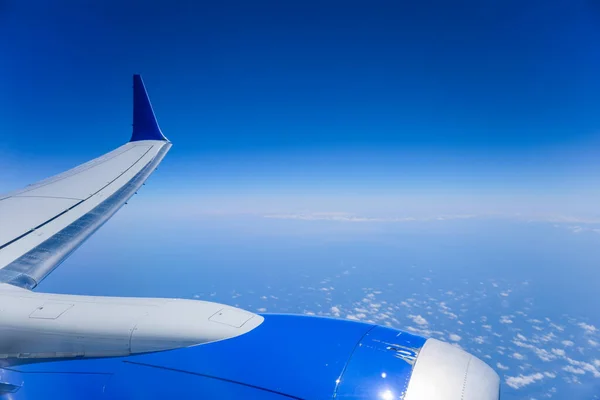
[403,338,500,400]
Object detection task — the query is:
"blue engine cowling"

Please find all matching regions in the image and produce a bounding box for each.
[1,314,499,399]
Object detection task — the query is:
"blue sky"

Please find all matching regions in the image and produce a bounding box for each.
[2,0,600,218]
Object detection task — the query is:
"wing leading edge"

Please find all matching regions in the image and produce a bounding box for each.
[0,75,170,289]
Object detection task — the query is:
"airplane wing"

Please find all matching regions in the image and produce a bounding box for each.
[0,75,171,290]
[0,75,499,400]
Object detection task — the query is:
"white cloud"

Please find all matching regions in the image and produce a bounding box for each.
[563,365,585,375]
[331,306,341,317]
[257,307,267,312]
[505,373,545,389]
[562,340,574,347]
[565,357,600,378]
[263,213,478,223]
[551,348,565,357]
[512,339,556,362]
[449,333,462,342]
[568,225,584,234]
[500,315,513,324]
[535,349,555,362]
[406,326,428,336]
[549,323,564,332]
[538,332,557,343]
[578,322,597,334]
[473,336,485,344]
[511,352,525,360]
[409,314,428,326]
[496,362,509,371]
[439,305,458,320]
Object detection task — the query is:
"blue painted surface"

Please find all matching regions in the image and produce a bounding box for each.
[131,75,167,142]
[103,361,296,400]
[5,314,428,399]
[335,326,427,399]
[1,366,110,400]
[119,314,374,399]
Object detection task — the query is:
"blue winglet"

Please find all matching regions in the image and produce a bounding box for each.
[131,74,168,142]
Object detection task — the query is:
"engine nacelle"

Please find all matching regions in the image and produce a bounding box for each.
[107,313,499,399]
[2,313,500,399]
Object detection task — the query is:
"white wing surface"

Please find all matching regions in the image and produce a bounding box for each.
[0,75,171,289]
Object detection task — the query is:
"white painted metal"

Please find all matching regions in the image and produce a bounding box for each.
[15,144,152,200]
[0,196,78,246]
[0,140,169,284]
[404,338,500,400]
[209,308,256,328]
[0,284,264,360]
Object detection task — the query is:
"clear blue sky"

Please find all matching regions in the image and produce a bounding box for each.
[2,0,600,218]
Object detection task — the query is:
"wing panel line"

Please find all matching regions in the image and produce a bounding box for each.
[0,145,131,201]
[122,361,304,400]
[0,146,153,250]
[0,201,83,251]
